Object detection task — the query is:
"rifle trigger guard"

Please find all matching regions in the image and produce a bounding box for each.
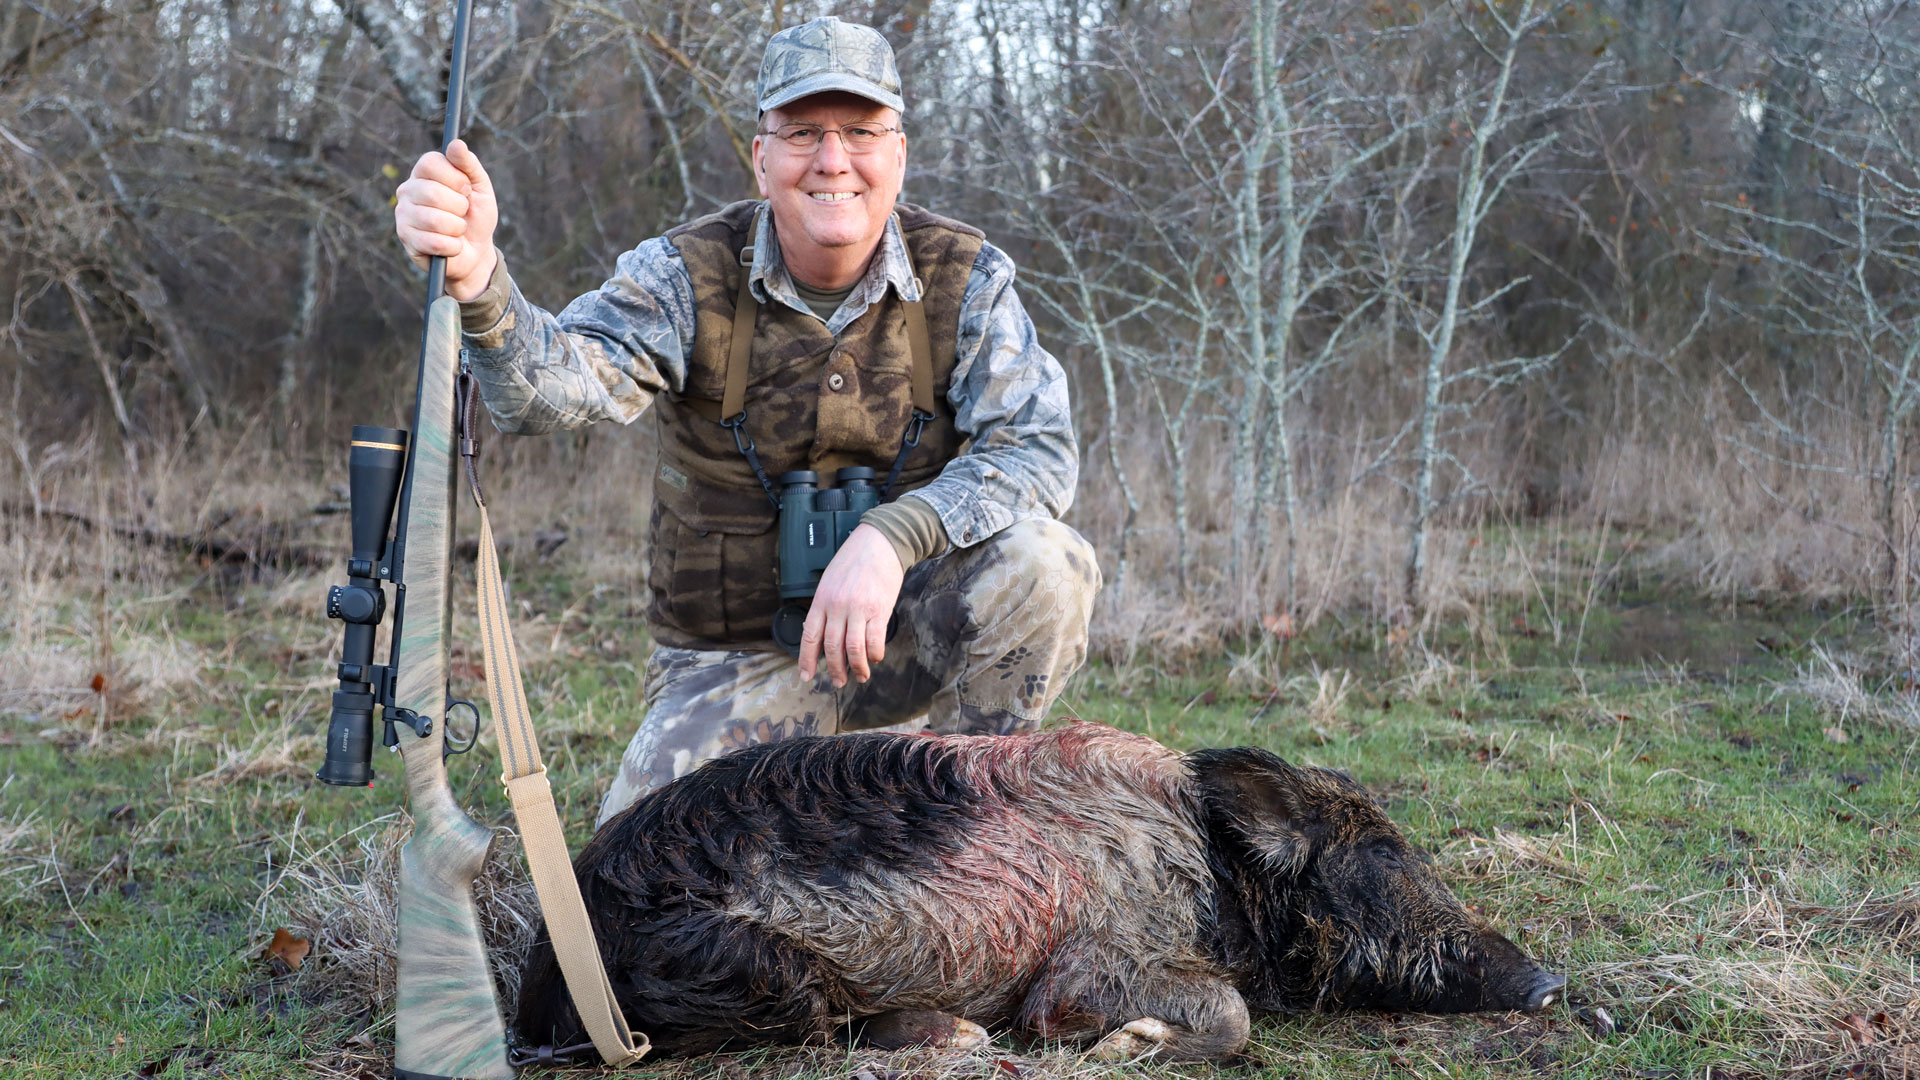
[444,698,480,759]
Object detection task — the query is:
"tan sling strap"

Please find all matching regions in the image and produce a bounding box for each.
[458,372,647,1067]
[474,503,649,1068]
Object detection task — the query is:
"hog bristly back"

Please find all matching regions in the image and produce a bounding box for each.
[520,725,1223,1051]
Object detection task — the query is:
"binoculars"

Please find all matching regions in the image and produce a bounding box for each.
[770,466,880,655]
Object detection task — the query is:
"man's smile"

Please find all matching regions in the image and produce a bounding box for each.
[808,192,860,202]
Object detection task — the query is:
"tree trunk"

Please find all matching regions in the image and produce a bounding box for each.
[1407,0,1536,612]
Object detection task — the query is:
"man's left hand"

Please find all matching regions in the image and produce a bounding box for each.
[799,523,903,688]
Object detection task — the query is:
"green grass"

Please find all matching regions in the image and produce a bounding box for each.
[2,570,1917,1079]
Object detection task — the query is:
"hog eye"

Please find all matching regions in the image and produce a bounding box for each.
[1370,844,1403,868]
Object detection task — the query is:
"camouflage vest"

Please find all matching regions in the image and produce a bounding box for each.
[649,200,983,648]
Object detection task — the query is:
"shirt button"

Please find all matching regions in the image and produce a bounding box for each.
[827,373,846,391]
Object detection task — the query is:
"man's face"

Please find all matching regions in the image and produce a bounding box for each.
[752,92,906,273]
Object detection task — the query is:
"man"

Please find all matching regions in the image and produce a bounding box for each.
[394,16,1098,827]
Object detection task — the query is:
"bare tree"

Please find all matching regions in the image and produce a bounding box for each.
[1403,0,1574,613]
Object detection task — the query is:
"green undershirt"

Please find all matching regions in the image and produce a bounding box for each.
[861,494,952,571]
[790,276,858,323]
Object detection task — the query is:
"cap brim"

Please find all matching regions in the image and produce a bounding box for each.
[758,71,904,115]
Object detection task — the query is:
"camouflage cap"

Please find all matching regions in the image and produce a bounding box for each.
[757,16,904,115]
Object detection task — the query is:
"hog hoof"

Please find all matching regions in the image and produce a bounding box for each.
[1088,1018,1173,1062]
[857,1009,992,1050]
[946,1018,992,1049]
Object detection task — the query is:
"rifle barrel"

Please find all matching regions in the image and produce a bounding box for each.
[424,0,476,306]
[396,0,477,596]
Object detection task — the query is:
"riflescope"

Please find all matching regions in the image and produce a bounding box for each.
[318,425,407,787]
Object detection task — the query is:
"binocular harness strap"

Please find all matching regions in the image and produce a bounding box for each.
[719,209,938,505]
[464,416,650,1068]
[722,221,782,508]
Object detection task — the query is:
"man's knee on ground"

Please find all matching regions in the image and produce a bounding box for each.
[962,519,1101,628]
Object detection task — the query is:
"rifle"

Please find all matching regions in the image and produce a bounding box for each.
[317,0,512,1074]
[317,2,647,1075]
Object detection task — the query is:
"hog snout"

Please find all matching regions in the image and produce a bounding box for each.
[1452,928,1565,1013]
[1521,969,1568,1011]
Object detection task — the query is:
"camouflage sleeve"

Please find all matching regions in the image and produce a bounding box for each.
[459,237,695,435]
[908,241,1079,547]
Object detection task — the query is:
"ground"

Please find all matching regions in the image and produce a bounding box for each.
[1,555,1916,1079]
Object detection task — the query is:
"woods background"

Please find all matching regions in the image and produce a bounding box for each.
[5,0,1918,657]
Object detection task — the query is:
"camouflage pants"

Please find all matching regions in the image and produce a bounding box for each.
[596,518,1101,827]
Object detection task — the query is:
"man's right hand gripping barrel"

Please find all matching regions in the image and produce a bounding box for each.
[394,138,499,303]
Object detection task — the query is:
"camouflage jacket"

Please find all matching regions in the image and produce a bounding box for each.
[460,202,1078,550]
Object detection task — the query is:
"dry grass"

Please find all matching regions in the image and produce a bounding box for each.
[1787,645,1920,732]
[1066,375,1920,667]
[1392,647,1485,703]
[0,792,59,904]
[1575,885,1920,1079]
[7,384,1915,678]
[194,729,312,787]
[1437,826,1920,1077]
[1781,886,1920,950]
[272,812,542,1034]
[1444,827,1586,881]
[1581,950,1920,1075]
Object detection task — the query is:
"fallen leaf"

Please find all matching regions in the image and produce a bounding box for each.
[1836,1014,1877,1045]
[263,927,310,973]
[1824,726,1851,744]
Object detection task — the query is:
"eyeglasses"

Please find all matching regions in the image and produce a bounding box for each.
[759,122,902,153]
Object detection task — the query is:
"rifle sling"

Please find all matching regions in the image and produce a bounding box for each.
[467,474,649,1067]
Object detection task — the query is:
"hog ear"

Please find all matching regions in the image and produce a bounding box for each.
[1188,748,1314,875]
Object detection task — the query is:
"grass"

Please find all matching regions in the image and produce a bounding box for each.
[1,505,1918,1079]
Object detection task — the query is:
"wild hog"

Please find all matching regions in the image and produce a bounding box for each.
[517,722,1565,1062]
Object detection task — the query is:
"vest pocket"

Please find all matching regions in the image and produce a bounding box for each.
[648,479,780,645]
